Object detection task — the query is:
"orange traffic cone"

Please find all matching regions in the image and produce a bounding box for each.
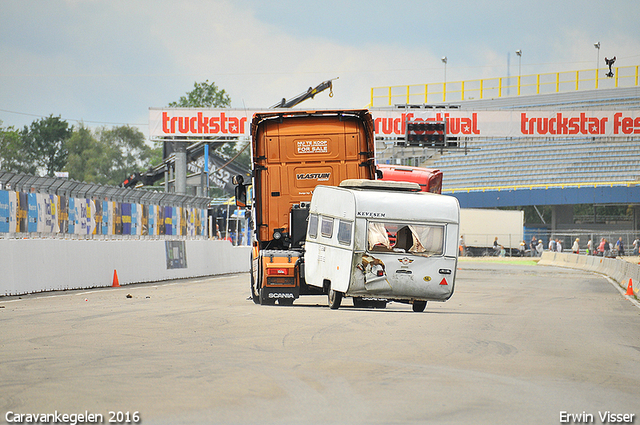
[625,278,634,296]
[112,269,120,287]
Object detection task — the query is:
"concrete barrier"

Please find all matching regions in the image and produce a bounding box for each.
[0,239,251,296]
[539,252,640,297]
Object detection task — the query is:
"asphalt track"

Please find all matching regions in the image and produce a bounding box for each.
[1,259,639,425]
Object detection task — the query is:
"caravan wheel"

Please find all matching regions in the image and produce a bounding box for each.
[328,288,342,310]
[412,300,427,312]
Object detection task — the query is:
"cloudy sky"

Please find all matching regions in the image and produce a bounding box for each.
[1,0,638,138]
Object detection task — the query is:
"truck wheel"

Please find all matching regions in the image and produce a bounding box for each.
[412,300,427,312]
[250,256,260,304]
[328,288,342,310]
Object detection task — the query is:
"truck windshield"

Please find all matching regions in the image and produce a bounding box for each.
[368,221,444,256]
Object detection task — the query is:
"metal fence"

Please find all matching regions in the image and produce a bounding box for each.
[523,229,640,257]
[370,64,640,106]
[0,171,211,240]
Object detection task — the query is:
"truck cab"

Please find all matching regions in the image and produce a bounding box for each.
[236,110,377,305]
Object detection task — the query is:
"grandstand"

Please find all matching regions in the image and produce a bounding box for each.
[429,86,640,194]
[372,82,640,240]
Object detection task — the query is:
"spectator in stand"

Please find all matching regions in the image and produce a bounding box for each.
[616,237,625,257]
[572,238,580,254]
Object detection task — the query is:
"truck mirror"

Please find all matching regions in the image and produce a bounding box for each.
[235,184,247,207]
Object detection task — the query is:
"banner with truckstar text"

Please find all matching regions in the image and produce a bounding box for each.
[149,108,640,139]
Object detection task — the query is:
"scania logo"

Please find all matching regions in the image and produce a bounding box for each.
[398,257,414,265]
[268,293,294,299]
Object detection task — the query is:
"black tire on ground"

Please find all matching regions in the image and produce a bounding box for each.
[412,300,427,312]
[372,300,387,309]
[250,254,260,304]
[352,297,366,308]
[328,288,342,310]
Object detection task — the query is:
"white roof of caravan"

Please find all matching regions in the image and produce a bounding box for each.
[340,179,420,192]
[312,184,459,224]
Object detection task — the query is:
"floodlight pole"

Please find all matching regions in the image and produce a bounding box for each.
[594,42,600,89]
[516,50,522,95]
[441,56,448,102]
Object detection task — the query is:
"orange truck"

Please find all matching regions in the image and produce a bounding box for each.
[234,109,377,305]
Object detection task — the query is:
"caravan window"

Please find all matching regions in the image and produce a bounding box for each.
[337,220,353,245]
[368,221,444,256]
[308,213,318,238]
[320,216,334,238]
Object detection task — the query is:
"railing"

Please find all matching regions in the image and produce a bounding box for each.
[370,65,640,107]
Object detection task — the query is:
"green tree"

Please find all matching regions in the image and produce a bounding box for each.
[21,115,73,177]
[65,123,102,182]
[0,122,36,174]
[168,80,231,108]
[95,125,153,186]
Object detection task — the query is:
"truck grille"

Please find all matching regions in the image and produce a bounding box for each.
[266,277,295,286]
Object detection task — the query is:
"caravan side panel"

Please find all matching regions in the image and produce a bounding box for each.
[305,187,356,293]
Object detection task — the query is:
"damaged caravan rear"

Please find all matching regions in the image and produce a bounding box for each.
[304,179,460,312]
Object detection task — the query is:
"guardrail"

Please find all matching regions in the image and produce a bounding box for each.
[538,251,639,298]
[370,65,640,107]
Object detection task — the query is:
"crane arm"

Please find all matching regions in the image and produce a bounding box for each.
[271,78,337,109]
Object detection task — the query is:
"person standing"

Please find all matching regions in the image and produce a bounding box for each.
[616,237,625,256]
[587,238,593,255]
[633,237,640,255]
[598,238,606,256]
[572,238,580,254]
[530,236,537,257]
[556,239,563,253]
[536,239,544,256]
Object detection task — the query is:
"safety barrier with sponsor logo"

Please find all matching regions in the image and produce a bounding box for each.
[538,252,640,297]
[0,239,251,296]
[0,171,210,239]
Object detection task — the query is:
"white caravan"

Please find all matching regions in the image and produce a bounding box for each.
[304,179,460,312]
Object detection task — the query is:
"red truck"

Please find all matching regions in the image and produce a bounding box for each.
[378,164,443,194]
